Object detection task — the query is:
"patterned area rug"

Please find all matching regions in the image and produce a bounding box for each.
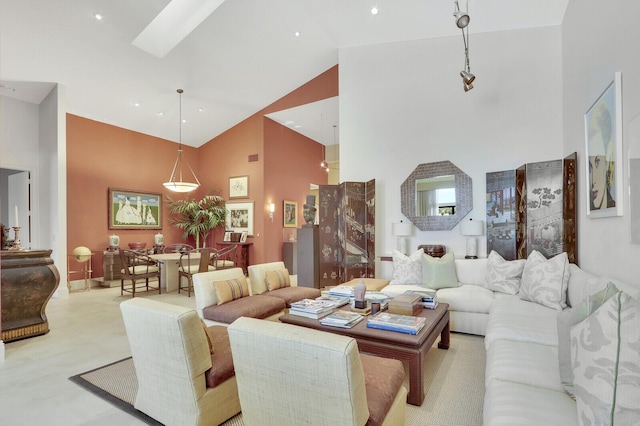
[69,333,484,426]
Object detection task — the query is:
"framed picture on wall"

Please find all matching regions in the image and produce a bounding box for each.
[584,72,623,218]
[226,201,254,236]
[284,200,297,228]
[229,175,249,199]
[108,188,162,230]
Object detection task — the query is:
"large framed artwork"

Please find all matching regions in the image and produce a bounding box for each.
[584,72,623,218]
[226,201,254,236]
[283,200,297,228]
[228,175,249,199]
[108,188,162,230]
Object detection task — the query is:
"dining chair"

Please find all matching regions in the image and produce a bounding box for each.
[118,249,161,297]
[178,248,216,297]
[163,243,194,254]
[210,244,237,270]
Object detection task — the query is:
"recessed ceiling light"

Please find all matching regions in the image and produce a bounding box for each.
[157,111,164,116]
[182,119,187,123]
[371,6,379,15]
[93,12,103,21]
[133,102,140,107]
[198,107,204,112]
[294,31,300,37]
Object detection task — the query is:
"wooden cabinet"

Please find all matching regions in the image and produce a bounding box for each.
[1,250,60,342]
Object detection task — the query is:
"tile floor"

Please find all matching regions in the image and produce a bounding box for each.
[0,286,196,425]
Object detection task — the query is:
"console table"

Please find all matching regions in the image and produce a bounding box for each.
[216,242,252,275]
[1,250,60,342]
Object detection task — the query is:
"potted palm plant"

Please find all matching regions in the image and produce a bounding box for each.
[167,194,227,248]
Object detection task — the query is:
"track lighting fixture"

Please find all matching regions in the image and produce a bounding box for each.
[454,0,475,92]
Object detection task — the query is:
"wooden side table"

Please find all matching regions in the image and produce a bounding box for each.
[216,242,252,275]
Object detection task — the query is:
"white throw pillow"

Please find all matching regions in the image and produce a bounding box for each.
[422,253,458,290]
[486,250,526,295]
[519,250,569,310]
[557,282,619,397]
[389,248,424,285]
[571,291,640,425]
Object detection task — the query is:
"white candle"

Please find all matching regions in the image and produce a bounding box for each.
[15,205,19,227]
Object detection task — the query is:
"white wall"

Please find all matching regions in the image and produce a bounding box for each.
[339,26,564,278]
[562,0,639,284]
[0,88,68,297]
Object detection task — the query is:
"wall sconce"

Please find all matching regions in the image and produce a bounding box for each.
[460,218,484,259]
[391,221,413,255]
[269,203,275,222]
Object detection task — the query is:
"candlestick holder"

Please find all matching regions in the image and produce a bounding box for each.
[9,226,24,250]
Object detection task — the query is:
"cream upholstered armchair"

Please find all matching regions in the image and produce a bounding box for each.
[120,298,241,426]
[228,317,407,426]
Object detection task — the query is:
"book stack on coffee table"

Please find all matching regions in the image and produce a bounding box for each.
[319,310,364,328]
[366,312,427,335]
[289,299,336,319]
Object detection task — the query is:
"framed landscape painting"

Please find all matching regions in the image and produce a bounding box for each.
[226,201,254,236]
[108,188,162,230]
[584,72,623,218]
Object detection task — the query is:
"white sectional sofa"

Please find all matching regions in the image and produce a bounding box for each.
[377,250,640,425]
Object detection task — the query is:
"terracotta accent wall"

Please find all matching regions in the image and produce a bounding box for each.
[263,119,328,262]
[198,65,338,265]
[66,65,338,278]
[66,115,199,277]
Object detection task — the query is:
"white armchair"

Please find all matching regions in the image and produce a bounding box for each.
[120,298,241,426]
[228,317,407,426]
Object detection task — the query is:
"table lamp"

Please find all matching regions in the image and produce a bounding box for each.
[391,221,413,255]
[460,218,484,259]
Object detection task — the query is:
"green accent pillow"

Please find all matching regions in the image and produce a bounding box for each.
[422,253,458,290]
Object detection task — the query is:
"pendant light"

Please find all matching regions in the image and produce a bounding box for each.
[163,89,201,192]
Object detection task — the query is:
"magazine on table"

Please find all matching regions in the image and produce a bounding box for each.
[366,312,426,334]
[319,310,363,328]
[289,308,334,320]
[316,294,351,308]
[289,299,336,314]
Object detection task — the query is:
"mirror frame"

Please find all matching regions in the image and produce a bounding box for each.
[401,160,472,231]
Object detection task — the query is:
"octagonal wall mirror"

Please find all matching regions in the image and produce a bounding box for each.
[401,161,472,231]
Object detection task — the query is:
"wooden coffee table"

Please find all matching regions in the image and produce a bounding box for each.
[280,303,450,406]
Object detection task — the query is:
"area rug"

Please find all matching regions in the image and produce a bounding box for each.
[69,333,484,426]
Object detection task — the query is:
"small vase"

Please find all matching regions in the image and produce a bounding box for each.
[154,233,164,246]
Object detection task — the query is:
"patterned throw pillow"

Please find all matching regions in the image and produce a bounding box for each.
[390,249,424,285]
[557,282,619,397]
[485,250,526,295]
[265,269,291,291]
[519,250,569,310]
[422,253,458,290]
[213,276,250,305]
[571,291,640,424]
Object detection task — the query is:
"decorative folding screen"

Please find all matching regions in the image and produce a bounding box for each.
[318,180,375,287]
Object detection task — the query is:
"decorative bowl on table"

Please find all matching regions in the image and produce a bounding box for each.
[128,242,147,250]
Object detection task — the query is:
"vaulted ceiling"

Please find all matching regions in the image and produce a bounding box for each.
[0,0,568,147]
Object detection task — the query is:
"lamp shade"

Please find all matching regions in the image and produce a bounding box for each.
[460,219,484,236]
[392,222,413,237]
